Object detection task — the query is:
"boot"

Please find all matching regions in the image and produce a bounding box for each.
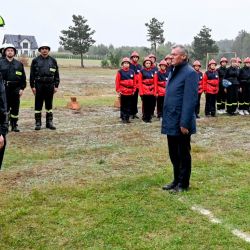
[35,113,42,130]
[46,112,56,130]
[11,118,20,132]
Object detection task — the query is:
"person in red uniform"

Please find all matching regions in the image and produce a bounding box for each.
[156,60,169,119]
[115,57,136,123]
[192,60,203,118]
[217,57,228,114]
[129,51,142,119]
[203,59,219,117]
[138,57,157,123]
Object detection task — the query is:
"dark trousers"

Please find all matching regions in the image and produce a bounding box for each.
[131,88,139,116]
[151,96,157,116]
[167,134,191,188]
[142,95,155,122]
[6,86,20,118]
[226,84,239,114]
[157,96,164,118]
[120,94,133,121]
[35,83,54,112]
[205,93,217,116]
[217,83,226,110]
[0,136,6,169]
[195,93,202,115]
[238,85,250,110]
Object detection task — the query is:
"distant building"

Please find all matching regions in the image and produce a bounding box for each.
[3,34,38,57]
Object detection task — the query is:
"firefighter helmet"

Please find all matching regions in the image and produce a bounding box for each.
[38,42,51,52]
[3,43,17,56]
[220,57,228,63]
[159,60,167,66]
[208,59,217,66]
[148,53,156,59]
[164,54,172,60]
[193,60,201,67]
[143,57,153,66]
[243,57,250,63]
[130,51,139,59]
[121,57,130,65]
[237,57,242,63]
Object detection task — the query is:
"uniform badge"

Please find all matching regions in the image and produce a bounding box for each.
[50,68,56,72]
[16,71,22,76]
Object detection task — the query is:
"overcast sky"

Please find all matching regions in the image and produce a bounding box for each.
[1,0,249,51]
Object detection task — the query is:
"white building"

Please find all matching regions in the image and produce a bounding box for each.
[3,34,38,57]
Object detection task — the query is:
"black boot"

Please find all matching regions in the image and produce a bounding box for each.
[35,113,42,130]
[11,118,20,132]
[46,112,56,130]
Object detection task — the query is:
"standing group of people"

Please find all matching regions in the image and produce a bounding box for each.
[115,52,172,123]
[0,42,60,169]
[194,57,250,118]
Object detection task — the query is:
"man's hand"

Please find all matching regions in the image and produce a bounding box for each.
[224,88,227,94]
[32,88,36,95]
[54,87,58,93]
[0,135,4,150]
[180,127,189,135]
[19,89,23,97]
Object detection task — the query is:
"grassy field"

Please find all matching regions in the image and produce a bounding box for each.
[0,67,249,249]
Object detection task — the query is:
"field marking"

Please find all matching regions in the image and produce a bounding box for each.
[178,197,250,244]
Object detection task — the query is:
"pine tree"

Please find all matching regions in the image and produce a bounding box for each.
[60,15,95,67]
[145,18,165,56]
[191,26,218,61]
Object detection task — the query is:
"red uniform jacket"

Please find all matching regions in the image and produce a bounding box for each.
[156,69,168,96]
[203,70,219,94]
[196,70,203,94]
[138,68,157,96]
[129,61,142,89]
[115,68,136,95]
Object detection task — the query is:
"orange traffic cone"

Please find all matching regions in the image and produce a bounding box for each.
[67,97,81,110]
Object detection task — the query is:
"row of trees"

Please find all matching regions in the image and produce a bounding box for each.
[59,15,250,68]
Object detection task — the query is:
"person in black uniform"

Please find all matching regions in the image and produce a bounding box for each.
[0,44,26,132]
[217,57,228,114]
[224,58,240,115]
[0,65,9,169]
[30,43,60,130]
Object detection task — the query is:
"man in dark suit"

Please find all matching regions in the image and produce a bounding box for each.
[161,45,198,192]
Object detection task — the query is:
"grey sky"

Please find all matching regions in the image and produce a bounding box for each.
[1,0,249,51]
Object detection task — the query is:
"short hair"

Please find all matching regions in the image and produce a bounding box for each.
[171,44,189,57]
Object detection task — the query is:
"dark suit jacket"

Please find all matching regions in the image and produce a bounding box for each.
[161,61,198,136]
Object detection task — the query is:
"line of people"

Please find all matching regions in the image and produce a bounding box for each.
[115,52,171,123]
[194,57,250,117]
[116,52,250,123]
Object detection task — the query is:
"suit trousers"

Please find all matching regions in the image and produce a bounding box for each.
[167,134,191,188]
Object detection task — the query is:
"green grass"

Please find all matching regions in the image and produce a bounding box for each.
[0,67,249,249]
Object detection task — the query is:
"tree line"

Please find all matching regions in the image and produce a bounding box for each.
[59,15,250,68]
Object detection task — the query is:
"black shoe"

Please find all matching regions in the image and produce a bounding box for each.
[162,182,177,191]
[132,115,139,119]
[175,184,189,192]
[12,126,20,132]
[35,124,41,130]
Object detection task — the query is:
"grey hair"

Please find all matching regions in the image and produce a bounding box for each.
[171,44,189,58]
